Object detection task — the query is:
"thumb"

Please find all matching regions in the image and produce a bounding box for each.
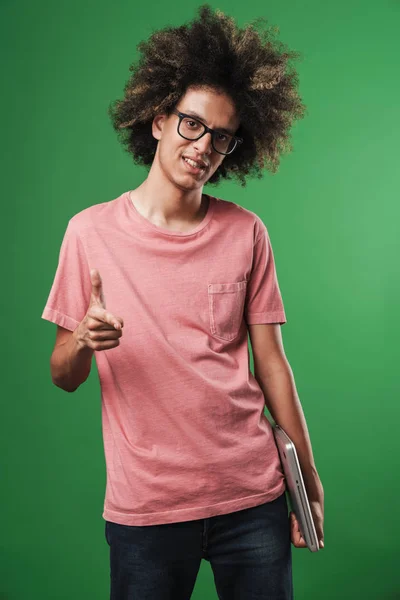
[90,268,106,309]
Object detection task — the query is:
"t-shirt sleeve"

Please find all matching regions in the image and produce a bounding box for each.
[244,221,287,326]
[41,219,92,332]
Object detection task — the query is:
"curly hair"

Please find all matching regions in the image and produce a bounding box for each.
[107,4,306,186]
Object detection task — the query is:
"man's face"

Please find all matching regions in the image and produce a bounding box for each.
[152,86,240,192]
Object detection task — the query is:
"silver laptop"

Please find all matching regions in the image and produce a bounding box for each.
[273,424,320,553]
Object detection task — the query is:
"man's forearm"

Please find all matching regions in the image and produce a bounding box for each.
[254,363,322,497]
[50,329,94,392]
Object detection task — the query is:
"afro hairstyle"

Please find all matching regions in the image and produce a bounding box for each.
[108,4,306,186]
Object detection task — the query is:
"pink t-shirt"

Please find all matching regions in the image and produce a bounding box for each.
[42,190,288,526]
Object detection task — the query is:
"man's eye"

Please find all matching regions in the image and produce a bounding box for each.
[184,119,199,128]
[217,133,228,141]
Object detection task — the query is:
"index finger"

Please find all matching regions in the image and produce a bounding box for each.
[88,305,123,330]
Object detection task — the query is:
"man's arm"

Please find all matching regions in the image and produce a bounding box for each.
[50,325,94,392]
[247,323,322,497]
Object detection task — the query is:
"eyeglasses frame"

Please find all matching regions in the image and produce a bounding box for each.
[170,109,243,155]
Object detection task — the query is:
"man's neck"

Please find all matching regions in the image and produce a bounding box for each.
[129,167,208,230]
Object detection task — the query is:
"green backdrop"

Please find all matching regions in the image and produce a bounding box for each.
[2,0,399,598]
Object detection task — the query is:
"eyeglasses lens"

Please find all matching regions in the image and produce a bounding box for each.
[178,117,235,155]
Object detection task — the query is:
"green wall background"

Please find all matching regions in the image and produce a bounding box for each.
[2,0,399,598]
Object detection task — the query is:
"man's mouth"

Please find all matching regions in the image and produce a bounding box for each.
[182,156,207,173]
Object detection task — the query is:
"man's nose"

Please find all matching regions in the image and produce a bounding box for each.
[193,132,213,155]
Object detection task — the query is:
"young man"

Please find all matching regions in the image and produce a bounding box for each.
[42,6,324,599]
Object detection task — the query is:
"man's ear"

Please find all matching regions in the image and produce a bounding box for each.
[152,113,167,141]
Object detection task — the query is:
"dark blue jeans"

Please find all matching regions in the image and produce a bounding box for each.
[105,491,293,599]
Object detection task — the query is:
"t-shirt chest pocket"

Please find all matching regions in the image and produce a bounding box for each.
[207,280,248,341]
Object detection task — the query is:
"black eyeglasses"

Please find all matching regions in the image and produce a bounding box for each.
[171,109,243,155]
